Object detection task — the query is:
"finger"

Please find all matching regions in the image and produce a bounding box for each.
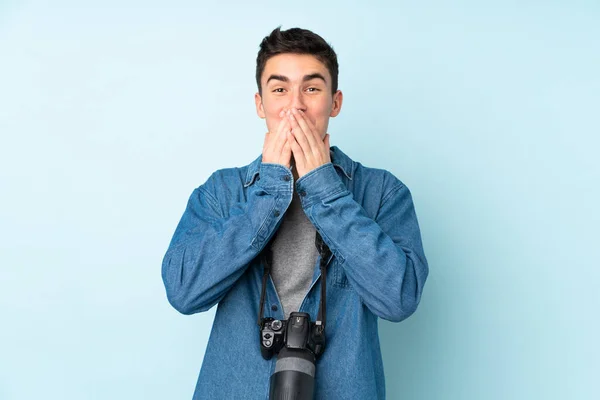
[266,116,288,151]
[263,116,289,163]
[298,109,324,144]
[274,116,291,154]
[262,131,270,153]
[288,111,313,160]
[287,130,305,167]
[266,116,289,154]
[281,140,292,168]
[272,115,289,137]
[292,109,319,151]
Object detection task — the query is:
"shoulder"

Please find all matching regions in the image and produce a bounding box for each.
[357,161,406,187]
[339,146,407,199]
[196,154,261,197]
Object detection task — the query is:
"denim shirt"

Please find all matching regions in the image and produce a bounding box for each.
[162,146,429,399]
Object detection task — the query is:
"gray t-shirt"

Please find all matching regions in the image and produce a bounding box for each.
[270,188,319,319]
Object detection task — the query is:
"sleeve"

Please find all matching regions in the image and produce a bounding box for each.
[161,163,292,315]
[296,163,429,322]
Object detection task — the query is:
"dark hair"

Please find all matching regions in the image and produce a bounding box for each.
[256,26,339,96]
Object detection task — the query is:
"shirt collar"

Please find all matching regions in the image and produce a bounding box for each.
[244,145,354,187]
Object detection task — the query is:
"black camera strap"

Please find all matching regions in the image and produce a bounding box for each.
[257,231,332,330]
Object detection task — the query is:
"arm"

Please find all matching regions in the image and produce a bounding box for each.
[161,163,291,315]
[296,163,429,322]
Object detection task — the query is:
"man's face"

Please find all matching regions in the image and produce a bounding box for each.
[255,53,343,140]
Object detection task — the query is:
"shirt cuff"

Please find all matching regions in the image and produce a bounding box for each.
[295,163,347,208]
[256,163,294,195]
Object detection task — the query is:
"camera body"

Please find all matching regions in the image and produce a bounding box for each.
[260,312,325,360]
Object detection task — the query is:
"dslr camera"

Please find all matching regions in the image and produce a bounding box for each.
[260,312,325,399]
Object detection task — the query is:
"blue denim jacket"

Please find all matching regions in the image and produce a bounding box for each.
[162,146,429,399]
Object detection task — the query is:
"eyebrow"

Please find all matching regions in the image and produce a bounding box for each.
[266,73,327,85]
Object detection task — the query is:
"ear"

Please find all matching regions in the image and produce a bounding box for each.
[329,90,343,117]
[255,92,266,119]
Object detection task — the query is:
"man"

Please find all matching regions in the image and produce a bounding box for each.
[162,26,429,399]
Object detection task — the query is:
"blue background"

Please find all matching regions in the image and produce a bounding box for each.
[0,1,598,399]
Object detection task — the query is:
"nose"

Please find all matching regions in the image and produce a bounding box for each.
[288,87,307,113]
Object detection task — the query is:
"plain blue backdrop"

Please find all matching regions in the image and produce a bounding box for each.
[0,1,598,399]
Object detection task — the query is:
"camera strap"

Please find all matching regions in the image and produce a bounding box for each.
[257,231,333,330]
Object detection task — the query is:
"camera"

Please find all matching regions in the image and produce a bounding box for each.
[260,312,325,399]
[260,312,325,359]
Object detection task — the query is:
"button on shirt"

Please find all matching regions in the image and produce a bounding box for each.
[161,146,429,399]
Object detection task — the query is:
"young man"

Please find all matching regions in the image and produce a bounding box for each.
[162,27,429,399]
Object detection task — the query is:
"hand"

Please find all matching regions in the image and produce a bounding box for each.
[262,110,292,169]
[286,108,331,179]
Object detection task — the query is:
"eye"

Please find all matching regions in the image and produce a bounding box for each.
[306,87,320,92]
[273,88,285,93]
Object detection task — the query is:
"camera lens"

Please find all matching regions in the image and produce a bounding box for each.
[269,347,315,400]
